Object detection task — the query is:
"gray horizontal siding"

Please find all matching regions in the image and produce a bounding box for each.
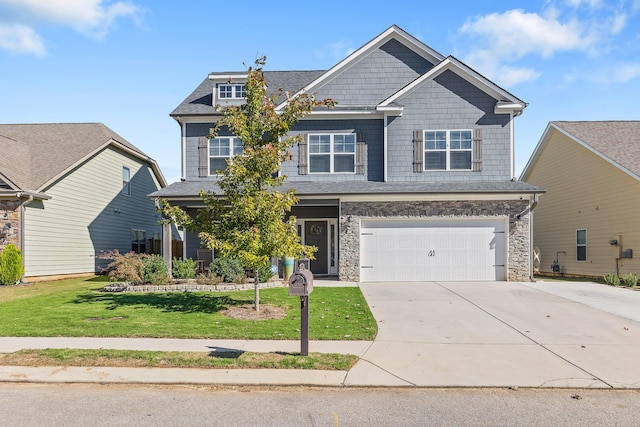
[24,147,163,277]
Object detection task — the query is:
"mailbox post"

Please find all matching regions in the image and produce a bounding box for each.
[288,264,314,356]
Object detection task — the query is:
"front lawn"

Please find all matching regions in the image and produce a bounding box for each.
[0,277,377,340]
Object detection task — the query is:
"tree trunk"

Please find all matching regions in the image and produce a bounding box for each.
[254,274,260,313]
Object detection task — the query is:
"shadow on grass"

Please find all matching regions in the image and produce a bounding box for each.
[73,292,250,314]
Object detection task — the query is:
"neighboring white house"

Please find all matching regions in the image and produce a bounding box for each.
[0,123,167,281]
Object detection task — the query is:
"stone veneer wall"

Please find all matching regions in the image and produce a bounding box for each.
[338,200,531,282]
[0,199,21,251]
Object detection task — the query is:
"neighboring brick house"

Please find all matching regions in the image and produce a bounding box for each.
[0,123,167,281]
[151,25,543,282]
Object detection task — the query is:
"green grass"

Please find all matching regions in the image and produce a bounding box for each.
[0,277,377,340]
[0,348,358,370]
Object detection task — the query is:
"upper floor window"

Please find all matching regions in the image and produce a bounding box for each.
[122,166,131,196]
[209,136,243,173]
[424,130,472,171]
[309,133,356,173]
[218,84,246,99]
[576,229,587,261]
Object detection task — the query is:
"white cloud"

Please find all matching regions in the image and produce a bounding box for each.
[0,0,140,38]
[0,23,44,55]
[460,9,592,60]
[0,0,140,55]
[494,66,542,87]
[565,0,603,8]
[612,63,640,83]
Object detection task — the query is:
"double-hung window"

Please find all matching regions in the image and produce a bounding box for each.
[424,130,472,170]
[209,136,243,173]
[309,133,356,173]
[131,230,146,254]
[218,84,245,99]
[576,229,587,261]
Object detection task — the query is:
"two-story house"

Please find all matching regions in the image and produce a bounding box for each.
[151,25,543,282]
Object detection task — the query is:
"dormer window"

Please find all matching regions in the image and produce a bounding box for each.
[218,84,246,99]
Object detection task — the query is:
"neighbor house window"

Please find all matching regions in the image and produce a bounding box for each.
[424,130,472,170]
[122,166,131,195]
[576,229,587,261]
[309,133,355,173]
[218,84,246,99]
[209,136,243,173]
[131,229,146,254]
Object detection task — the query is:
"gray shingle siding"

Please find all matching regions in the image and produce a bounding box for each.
[315,39,435,105]
[283,119,384,182]
[386,70,511,181]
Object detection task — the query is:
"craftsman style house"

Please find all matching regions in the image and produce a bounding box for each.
[151,25,543,282]
[0,123,167,281]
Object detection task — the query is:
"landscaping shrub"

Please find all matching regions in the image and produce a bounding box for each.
[195,273,223,286]
[603,272,620,287]
[621,272,638,288]
[142,254,170,285]
[209,258,244,283]
[100,251,145,283]
[172,257,197,279]
[0,244,24,285]
[255,263,275,282]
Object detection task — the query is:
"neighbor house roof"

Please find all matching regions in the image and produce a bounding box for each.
[0,123,166,198]
[521,121,640,181]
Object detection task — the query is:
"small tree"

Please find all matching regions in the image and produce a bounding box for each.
[0,244,24,285]
[161,56,334,311]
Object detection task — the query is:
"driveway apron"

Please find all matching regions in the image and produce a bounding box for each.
[346,281,640,388]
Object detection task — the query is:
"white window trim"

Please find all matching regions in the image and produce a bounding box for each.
[218,83,246,99]
[576,228,587,262]
[209,136,242,175]
[122,166,131,196]
[308,133,356,174]
[423,129,473,171]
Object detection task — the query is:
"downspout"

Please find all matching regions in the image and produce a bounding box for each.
[17,192,34,282]
[383,114,388,182]
[529,193,539,281]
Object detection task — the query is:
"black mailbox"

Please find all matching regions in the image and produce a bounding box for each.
[288,267,314,296]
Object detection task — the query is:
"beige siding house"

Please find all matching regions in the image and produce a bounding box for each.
[0,123,167,281]
[521,121,640,279]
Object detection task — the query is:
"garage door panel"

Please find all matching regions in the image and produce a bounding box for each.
[360,219,505,282]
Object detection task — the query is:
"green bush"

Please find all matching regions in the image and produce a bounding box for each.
[209,258,244,283]
[142,254,169,285]
[0,244,24,285]
[255,263,275,282]
[603,272,620,287]
[172,257,197,279]
[621,272,638,287]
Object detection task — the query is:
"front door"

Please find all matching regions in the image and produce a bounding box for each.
[305,221,328,275]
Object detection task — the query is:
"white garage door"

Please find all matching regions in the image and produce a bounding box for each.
[360,219,506,282]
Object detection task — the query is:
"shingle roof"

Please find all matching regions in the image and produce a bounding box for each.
[149,179,543,199]
[0,123,162,193]
[170,70,326,116]
[552,121,640,177]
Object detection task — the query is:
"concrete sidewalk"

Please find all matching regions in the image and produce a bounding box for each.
[2,280,640,388]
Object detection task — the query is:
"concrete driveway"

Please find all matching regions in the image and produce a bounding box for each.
[345,281,640,388]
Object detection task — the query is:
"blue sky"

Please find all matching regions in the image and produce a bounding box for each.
[1,0,639,184]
